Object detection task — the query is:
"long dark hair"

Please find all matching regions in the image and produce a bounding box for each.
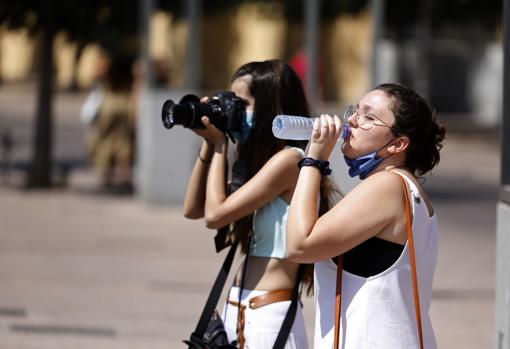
[232,60,309,177]
[229,60,337,292]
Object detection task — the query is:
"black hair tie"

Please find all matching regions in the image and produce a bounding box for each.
[297,157,332,176]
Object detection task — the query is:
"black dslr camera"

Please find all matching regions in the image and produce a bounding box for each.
[161,92,246,141]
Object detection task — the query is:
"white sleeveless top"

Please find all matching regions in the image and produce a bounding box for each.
[313,173,438,349]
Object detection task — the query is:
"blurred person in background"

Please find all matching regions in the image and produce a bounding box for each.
[286,83,445,348]
[82,49,136,192]
[182,60,336,348]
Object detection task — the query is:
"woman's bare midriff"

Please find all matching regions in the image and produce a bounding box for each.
[235,256,300,291]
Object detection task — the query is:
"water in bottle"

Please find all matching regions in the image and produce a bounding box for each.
[272,114,350,141]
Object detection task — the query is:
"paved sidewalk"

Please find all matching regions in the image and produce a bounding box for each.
[0,84,500,348]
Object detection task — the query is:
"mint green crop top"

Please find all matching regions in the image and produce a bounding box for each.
[249,147,304,259]
[249,196,290,259]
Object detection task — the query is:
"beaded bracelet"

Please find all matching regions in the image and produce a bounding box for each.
[297,157,332,176]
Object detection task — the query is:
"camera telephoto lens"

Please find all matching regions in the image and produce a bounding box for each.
[161,99,176,129]
[161,92,246,134]
[161,94,204,129]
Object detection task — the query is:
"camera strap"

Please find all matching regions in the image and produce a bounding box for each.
[186,239,239,346]
[209,156,301,348]
[214,159,248,253]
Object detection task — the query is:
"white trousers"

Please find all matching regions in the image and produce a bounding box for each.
[221,286,308,349]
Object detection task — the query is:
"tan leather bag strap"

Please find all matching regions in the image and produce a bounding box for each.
[333,255,343,349]
[398,174,424,349]
[333,174,424,349]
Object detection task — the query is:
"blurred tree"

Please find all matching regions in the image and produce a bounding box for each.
[0,0,139,187]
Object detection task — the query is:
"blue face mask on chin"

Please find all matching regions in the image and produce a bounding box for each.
[232,110,254,143]
[344,139,395,179]
[344,152,384,179]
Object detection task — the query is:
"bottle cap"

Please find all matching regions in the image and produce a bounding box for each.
[341,125,350,140]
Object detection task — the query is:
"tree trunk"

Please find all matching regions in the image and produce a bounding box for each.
[26,23,55,187]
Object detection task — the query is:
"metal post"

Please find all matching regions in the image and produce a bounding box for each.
[185,0,202,92]
[305,0,320,111]
[496,0,510,348]
[136,0,202,205]
[140,0,155,87]
[502,0,510,194]
[370,0,385,87]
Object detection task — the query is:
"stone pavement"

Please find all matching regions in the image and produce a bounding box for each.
[0,83,501,348]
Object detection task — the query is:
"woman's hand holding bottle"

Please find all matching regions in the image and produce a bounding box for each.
[307,114,343,161]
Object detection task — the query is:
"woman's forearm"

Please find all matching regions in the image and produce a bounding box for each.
[204,140,228,226]
[286,166,322,259]
[182,140,214,219]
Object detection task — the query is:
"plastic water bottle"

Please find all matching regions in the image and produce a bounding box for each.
[272,114,350,141]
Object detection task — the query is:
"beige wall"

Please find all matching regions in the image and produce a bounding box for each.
[229,3,287,74]
[0,27,35,80]
[198,2,287,90]
[322,11,372,103]
[54,32,76,87]
[0,27,103,88]
[158,6,373,101]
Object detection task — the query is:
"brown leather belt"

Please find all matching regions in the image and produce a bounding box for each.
[226,288,294,349]
[248,288,293,309]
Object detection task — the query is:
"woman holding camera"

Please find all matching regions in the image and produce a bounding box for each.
[286,83,445,348]
[183,60,334,348]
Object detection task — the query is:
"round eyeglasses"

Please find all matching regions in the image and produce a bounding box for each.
[343,105,393,131]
